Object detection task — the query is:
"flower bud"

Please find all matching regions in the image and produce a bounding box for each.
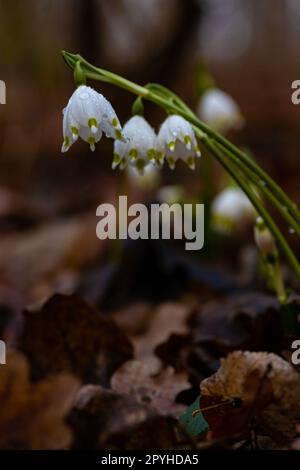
[254,217,277,255]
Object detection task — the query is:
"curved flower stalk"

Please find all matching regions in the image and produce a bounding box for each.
[158,115,201,170]
[113,115,157,173]
[61,51,300,282]
[61,85,123,152]
[197,88,244,133]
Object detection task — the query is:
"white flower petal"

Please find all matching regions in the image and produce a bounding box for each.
[113,116,158,173]
[79,126,102,152]
[98,94,124,141]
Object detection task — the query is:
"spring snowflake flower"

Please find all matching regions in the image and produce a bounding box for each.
[158,115,201,170]
[113,115,157,174]
[197,88,244,133]
[254,217,276,255]
[61,85,123,153]
[212,186,256,234]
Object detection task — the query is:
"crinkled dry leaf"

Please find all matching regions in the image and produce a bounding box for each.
[19,294,133,384]
[70,384,177,450]
[111,357,190,417]
[133,302,191,359]
[200,351,300,442]
[194,293,281,354]
[0,350,79,450]
[156,294,282,383]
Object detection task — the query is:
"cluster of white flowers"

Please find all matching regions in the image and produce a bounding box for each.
[197,88,244,133]
[62,86,201,174]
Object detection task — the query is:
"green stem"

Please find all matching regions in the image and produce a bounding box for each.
[203,137,300,281]
[63,51,300,226]
[61,50,300,282]
[215,142,300,238]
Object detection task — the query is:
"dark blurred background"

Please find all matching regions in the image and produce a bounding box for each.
[0,0,300,305]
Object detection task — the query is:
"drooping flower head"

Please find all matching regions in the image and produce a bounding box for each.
[61,85,123,153]
[197,88,244,133]
[211,186,256,234]
[158,115,201,170]
[113,115,157,174]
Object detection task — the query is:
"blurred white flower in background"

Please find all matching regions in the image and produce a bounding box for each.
[211,186,256,234]
[254,217,276,255]
[158,115,201,170]
[113,115,157,173]
[197,88,244,133]
[157,185,185,204]
[126,162,161,190]
[61,85,123,153]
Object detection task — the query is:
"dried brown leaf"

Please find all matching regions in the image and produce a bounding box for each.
[19,294,133,384]
[200,351,300,442]
[111,357,190,417]
[0,350,79,449]
[133,302,191,359]
[70,384,177,450]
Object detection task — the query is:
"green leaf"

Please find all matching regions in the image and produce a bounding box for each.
[179,395,209,437]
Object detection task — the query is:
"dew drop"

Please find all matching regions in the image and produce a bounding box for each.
[289,227,296,234]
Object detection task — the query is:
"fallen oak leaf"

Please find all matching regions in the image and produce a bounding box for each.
[70,384,177,450]
[200,351,300,443]
[0,350,79,449]
[110,357,190,417]
[19,294,133,384]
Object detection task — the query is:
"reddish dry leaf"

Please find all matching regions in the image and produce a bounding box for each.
[0,350,79,449]
[19,294,133,384]
[200,351,300,443]
[111,357,190,417]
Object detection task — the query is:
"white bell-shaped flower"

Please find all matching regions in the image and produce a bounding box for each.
[158,115,201,170]
[61,85,123,153]
[197,88,244,133]
[212,186,256,234]
[113,115,157,174]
